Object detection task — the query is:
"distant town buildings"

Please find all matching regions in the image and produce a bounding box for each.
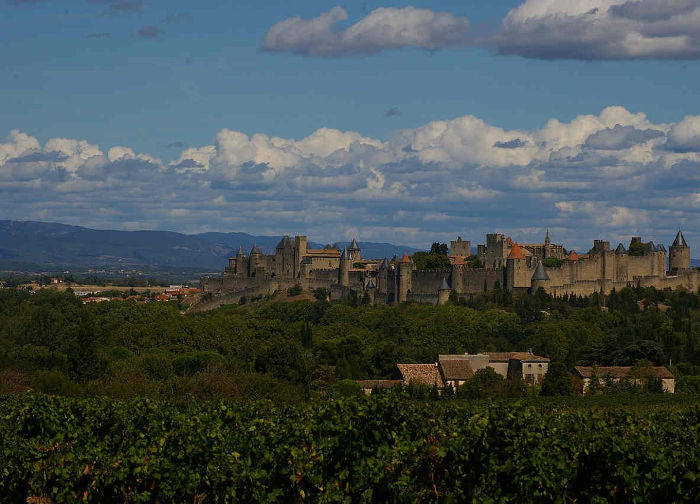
[201,230,698,305]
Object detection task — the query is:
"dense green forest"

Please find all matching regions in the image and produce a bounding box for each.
[1,284,699,400]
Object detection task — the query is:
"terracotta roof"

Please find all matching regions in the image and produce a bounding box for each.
[507,243,525,260]
[356,380,403,389]
[573,366,673,379]
[398,253,412,264]
[486,352,549,362]
[397,363,443,387]
[567,250,579,261]
[306,249,341,257]
[450,255,468,265]
[437,358,474,381]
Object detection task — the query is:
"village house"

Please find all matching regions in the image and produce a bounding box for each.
[393,351,551,391]
[571,366,675,394]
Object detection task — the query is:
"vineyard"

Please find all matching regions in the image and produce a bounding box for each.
[2,393,699,503]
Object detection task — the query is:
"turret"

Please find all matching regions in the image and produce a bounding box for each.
[397,253,413,303]
[365,277,376,306]
[505,243,526,291]
[669,230,690,273]
[378,258,390,293]
[339,248,352,287]
[248,244,262,277]
[348,238,361,261]
[437,277,451,306]
[531,261,550,294]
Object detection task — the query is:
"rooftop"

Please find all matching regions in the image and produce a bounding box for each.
[573,366,674,379]
[397,363,443,387]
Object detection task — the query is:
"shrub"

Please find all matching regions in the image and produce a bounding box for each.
[287,284,303,296]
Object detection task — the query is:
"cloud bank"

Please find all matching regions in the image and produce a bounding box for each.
[0,107,698,249]
[261,6,470,57]
[263,2,700,60]
[496,0,700,59]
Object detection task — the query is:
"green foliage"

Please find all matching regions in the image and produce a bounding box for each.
[286,284,303,296]
[457,367,505,398]
[542,257,564,267]
[411,251,451,270]
[540,361,573,396]
[313,288,327,301]
[429,242,448,255]
[1,393,698,503]
[629,239,646,256]
[172,351,225,377]
[467,255,483,269]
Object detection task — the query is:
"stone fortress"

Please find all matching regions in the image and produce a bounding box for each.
[200,230,698,305]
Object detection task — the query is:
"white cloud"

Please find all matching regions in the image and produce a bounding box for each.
[0,105,697,250]
[261,6,470,57]
[497,0,700,60]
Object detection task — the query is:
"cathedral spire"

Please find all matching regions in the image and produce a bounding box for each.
[545,228,550,244]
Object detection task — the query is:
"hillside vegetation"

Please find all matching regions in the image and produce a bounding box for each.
[0,285,699,400]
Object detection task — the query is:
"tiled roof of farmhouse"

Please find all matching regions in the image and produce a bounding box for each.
[397,363,444,387]
[573,366,674,379]
[486,352,550,362]
[507,243,525,260]
[672,230,688,247]
[357,380,403,389]
[567,250,579,261]
[399,253,412,264]
[437,358,474,381]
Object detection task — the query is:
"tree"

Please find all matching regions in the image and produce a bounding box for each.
[540,361,572,396]
[457,367,504,398]
[429,242,448,255]
[628,239,645,256]
[300,322,313,348]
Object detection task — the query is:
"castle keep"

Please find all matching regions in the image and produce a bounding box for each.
[201,230,698,305]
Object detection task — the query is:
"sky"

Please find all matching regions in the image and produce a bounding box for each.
[0,0,699,252]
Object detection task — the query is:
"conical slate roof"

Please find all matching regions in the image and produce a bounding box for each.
[657,244,667,253]
[366,278,376,290]
[531,261,550,282]
[645,241,656,253]
[250,244,262,255]
[380,258,391,270]
[672,230,688,247]
[438,277,451,291]
[237,246,245,256]
[348,238,360,251]
[340,248,347,260]
[615,243,627,255]
[276,235,291,249]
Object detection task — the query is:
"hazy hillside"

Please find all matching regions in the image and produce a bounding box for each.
[0,221,421,271]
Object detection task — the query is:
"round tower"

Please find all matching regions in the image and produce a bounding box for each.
[437,277,451,306]
[530,261,550,294]
[339,248,351,287]
[248,244,262,277]
[669,230,690,273]
[397,253,412,303]
[348,238,361,261]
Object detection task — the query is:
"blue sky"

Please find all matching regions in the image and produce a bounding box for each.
[1,0,699,252]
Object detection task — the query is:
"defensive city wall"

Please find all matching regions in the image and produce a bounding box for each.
[200,230,698,305]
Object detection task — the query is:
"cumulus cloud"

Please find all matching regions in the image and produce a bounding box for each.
[261,6,470,57]
[496,0,700,60]
[584,124,665,149]
[0,107,698,250]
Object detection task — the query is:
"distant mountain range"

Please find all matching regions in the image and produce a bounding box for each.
[0,220,420,271]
